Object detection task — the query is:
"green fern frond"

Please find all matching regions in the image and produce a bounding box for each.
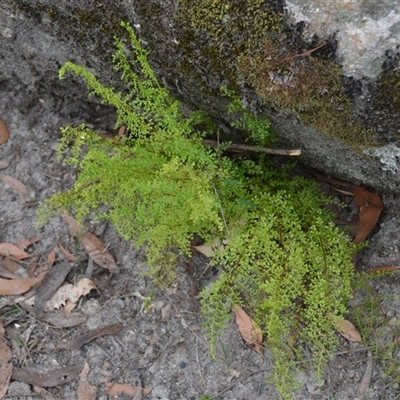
[38,21,358,399]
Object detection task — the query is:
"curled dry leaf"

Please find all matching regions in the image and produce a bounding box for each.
[61,213,117,270]
[0,257,28,279]
[105,382,152,398]
[232,305,263,355]
[0,321,12,398]
[26,277,96,313]
[0,118,10,145]
[79,231,117,271]
[0,243,30,260]
[58,242,77,262]
[0,276,42,295]
[351,185,383,244]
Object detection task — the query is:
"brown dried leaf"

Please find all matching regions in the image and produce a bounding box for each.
[16,236,40,250]
[61,213,117,270]
[0,277,42,295]
[117,125,127,137]
[77,360,97,400]
[40,312,88,328]
[79,232,117,271]
[26,278,96,313]
[0,321,12,398]
[351,185,383,244]
[0,174,27,196]
[0,118,10,145]
[46,250,56,269]
[0,257,28,279]
[58,242,77,262]
[61,212,84,237]
[12,362,84,387]
[357,350,372,395]
[105,382,152,398]
[232,305,263,355]
[332,316,362,342]
[193,244,214,257]
[0,243,30,260]
[0,160,11,170]
[0,265,18,280]
[55,322,123,351]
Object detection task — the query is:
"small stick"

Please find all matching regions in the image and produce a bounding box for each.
[275,41,327,66]
[202,139,301,156]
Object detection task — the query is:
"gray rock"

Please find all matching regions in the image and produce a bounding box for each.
[1,0,399,192]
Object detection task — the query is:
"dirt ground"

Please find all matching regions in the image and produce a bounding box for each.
[1,82,400,400]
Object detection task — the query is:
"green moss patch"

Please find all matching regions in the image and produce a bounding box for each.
[178,0,374,150]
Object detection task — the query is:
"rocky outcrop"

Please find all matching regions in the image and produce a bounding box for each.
[1,1,399,191]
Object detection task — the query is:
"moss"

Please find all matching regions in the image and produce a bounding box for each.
[177,0,375,150]
[371,69,400,142]
[177,0,283,89]
[238,39,375,147]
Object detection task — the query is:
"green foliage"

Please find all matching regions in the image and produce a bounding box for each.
[38,22,357,398]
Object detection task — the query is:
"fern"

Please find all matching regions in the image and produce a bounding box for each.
[38,22,357,398]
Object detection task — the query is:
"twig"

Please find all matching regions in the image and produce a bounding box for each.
[276,41,327,66]
[202,140,301,156]
[0,217,23,226]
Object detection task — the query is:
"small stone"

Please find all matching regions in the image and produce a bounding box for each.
[7,381,31,395]
[347,369,356,379]
[115,298,125,309]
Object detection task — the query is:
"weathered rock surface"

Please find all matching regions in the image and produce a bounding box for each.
[1,0,399,191]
